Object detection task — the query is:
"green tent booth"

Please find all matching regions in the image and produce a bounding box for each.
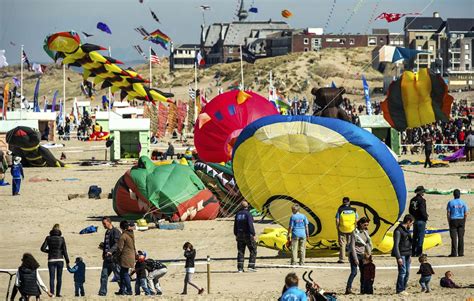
[359,115,401,155]
[109,118,151,160]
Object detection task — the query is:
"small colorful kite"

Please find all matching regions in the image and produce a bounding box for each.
[97,22,112,34]
[281,9,292,18]
[375,12,420,23]
[144,29,171,50]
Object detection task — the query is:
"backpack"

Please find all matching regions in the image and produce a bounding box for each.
[338,209,356,234]
[88,185,102,199]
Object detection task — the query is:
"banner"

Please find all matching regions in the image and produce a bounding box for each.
[157,102,169,138]
[177,101,187,135]
[362,75,372,115]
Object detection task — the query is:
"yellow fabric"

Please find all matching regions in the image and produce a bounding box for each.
[338,211,356,233]
[233,122,399,246]
[237,90,251,104]
[401,68,436,128]
[20,145,40,151]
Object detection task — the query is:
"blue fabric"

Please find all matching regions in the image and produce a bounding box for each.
[11,163,23,179]
[396,255,411,293]
[119,266,132,295]
[68,261,86,283]
[447,199,468,219]
[99,260,121,295]
[280,286,307,301]
[393,47,429,63]
[362,75,372,115]
[233,115,407,218]
[289,213,308,238]
[79,225,98,235]
[249,7,258,13]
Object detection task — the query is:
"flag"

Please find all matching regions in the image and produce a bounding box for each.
[0,50,8,68]
[237,90,251,104]
[150,48,160,64]
[375,12,420,23]
[145,29,171,50]
[32,63,46,74]
[12,77,20,87]
[2,83,9,119]
[133,45,148,61]
[22,50,31,70]
[249,7,258,13]
[331,81,337,88]
[242,47,256,64]
[195,50,205,66]
[51,90,58,113]
[362,75,372,115]
[43,97,48,112]
[150,9,161,23]
[33,78,41,112]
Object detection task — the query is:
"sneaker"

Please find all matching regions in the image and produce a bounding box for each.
[180,292,187,295]
[337,260,344,264]
[247,268,257,272]
[421,288,426,293]
[345,288,353,295]
[238,269,244,273]
[398,291,409,296]
[198,288,205,295]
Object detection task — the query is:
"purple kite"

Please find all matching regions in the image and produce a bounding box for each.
[97,22,112,34]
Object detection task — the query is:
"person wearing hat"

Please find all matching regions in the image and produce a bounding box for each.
[116,220,137,295]
[336,197,358,263]
[409,186,429,257]
[10,156,24,196]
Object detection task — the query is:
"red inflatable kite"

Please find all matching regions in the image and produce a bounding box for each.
[194,90,278,163]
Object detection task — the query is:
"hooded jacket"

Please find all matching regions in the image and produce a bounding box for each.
[40,229,70,264]
[117,230,136,268]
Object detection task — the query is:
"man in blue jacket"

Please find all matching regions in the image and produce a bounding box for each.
[11,157,24,196]
[234,201,257,272]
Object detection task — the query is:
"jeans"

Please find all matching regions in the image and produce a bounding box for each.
[119,266,132,295]
[346,254,364,292]
[237,236,257,270]
[134,278,151,295]
[449,219,465,256]
[147,268,167,294]
[74,282,85,296]
[412,220,426,256]
[396,255,411,293]
[47,261,63,296]
[99,259,121,295]
[419,275,431,291]
[291,237,306,265]
[12,178,21,195]
[338,232,351,261]
[424,151,432,168]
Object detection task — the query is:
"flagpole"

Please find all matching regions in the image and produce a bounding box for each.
[108,47,112,105]
[149,46,152,88]
[194,60,198,122]
[240,45,244,90]
[63,63,66,123]
[20,45,23,119]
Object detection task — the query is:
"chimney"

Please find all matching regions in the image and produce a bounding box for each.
[433,12,440,18]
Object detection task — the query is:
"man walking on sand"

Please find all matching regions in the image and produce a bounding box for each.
[234,201,257,272]
[336,197,358,263]
[409,186,428,257]
[447,189,468,257]
[392,214,414,295]
[98,217,122,296]
[288,204,309,266]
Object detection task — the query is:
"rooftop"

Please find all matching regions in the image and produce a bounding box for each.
[404,17,444,31]
[446,18,474,32]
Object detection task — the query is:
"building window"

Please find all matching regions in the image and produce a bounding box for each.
[417,46,422,50]
[466,64,470,70]
[339,39,346,45]
[368,37,377,46]
[349,39,355,45]
[466,44,470,50]
[304,38,309,45]
[326,38,334,42]
[416,35,425,40]
[379,38,385,44]
[304,47,309,52]
[429,45,434,51]
[229,48,233,54]
[465,54,470,60]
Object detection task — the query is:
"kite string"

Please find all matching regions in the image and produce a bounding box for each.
[323,0,337,33]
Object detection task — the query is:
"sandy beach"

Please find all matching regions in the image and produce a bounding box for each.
[0,139,472,300]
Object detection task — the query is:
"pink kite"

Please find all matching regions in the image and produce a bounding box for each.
[375,12,420,23]
[194,90,278,163]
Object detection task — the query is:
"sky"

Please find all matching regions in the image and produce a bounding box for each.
[0,0,473,64]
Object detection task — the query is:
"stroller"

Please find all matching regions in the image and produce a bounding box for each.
[302,271,337,301]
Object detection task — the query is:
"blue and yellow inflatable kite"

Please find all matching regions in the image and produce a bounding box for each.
[232,115,406,246]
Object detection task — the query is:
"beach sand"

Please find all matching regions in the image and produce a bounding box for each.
[0,140,473,300]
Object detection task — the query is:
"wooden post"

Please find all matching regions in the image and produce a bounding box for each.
[105,148,107,161]
[206,255,211,294]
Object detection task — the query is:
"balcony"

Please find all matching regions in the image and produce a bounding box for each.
[451,58,461,63]
[449,48,461,53]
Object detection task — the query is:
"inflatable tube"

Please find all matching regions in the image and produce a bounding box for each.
[258,227,442,256]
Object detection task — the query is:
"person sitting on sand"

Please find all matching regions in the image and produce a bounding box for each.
[440,271,461,288]
[279,272,306,301]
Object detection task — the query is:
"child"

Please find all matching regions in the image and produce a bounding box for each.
[67,257,86,297]
[417,254,435,293]
[362,253,375,294]
[11,157,24,196]
[145,257,168,295]
[12,253,52,300]
[181,242,204,295]
[440,271,461,288]
[131,250,152,296]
